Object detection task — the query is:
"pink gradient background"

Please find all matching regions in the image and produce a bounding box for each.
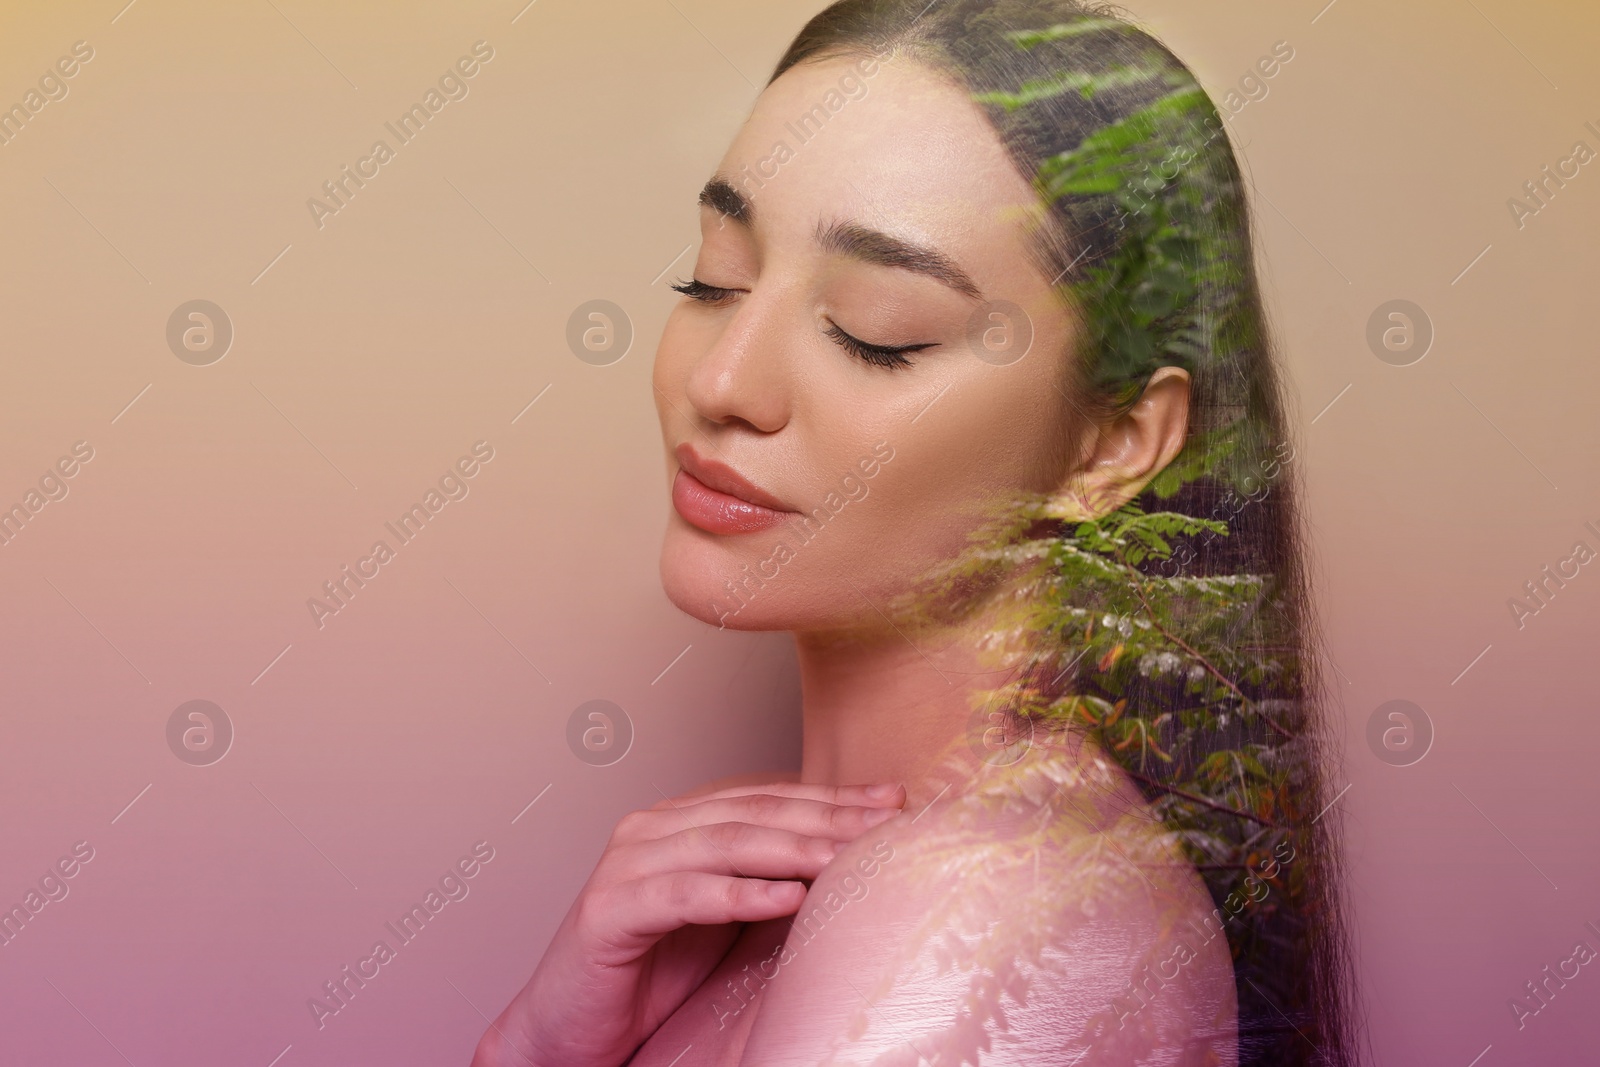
[0,0,1596,1064]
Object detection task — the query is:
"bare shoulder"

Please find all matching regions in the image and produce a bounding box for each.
[736,743,1238,1065]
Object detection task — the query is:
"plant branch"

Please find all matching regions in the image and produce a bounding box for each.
[1125,769,1285,830]
[1113,544,1295,739]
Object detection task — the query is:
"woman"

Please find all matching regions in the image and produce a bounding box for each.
[475,1,1357,1064]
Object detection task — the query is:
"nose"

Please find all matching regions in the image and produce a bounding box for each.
[682,288,793,435]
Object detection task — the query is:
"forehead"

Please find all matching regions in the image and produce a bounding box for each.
[716,55,1046,274]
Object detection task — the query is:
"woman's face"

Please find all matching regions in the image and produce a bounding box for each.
[654,54,1081,635]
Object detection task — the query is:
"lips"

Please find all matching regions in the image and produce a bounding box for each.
[672,444,796,535]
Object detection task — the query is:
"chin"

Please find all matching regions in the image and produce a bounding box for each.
[658,519,780,632]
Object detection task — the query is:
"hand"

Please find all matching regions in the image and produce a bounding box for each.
[470,780,906,1067]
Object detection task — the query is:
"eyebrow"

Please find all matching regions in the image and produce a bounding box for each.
[698,177,753,224]
[696,176,984,300]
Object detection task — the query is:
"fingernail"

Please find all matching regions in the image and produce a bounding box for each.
[866,783,899,799]
[864,807,897,825]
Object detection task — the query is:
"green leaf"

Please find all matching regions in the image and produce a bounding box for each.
[1002,18,1133,49]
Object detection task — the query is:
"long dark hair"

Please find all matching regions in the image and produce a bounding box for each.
[769,3,1360,1064]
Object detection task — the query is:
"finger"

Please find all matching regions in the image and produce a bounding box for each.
[612,821,844,882]
[602,873,807,943]
[652,781,905,811]
[618,793,901,845]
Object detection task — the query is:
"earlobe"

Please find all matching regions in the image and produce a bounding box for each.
[1052,367,1191,520]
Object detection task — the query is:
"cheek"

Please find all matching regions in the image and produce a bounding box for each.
[903,372,1068,499]
[877,374,1071,567]
[868,374,1073,592]
[654,332,1074,631]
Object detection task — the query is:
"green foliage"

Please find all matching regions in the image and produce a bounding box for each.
[1001,17,1132,49]
[819,8,1316,1062]
[1049,85,1241,397]
[856,489,1308,1061]
[966,25,1309,933]
[971,62,1169,110]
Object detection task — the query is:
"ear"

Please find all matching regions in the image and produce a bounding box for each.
[1057,366,1191,520]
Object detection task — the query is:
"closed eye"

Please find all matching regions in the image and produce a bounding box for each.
[669,277,739,305]
[671,277,937,370]
[823,321,937,370]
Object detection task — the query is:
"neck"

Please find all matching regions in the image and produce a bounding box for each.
[793,596,1027,811]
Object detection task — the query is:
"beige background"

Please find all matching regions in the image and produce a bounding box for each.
[0,0,1596,1063]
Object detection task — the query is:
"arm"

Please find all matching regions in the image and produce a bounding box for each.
[470,779,898,1067]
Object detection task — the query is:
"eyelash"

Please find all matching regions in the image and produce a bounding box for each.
[669,277,738,304]
[669,277,934,370]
